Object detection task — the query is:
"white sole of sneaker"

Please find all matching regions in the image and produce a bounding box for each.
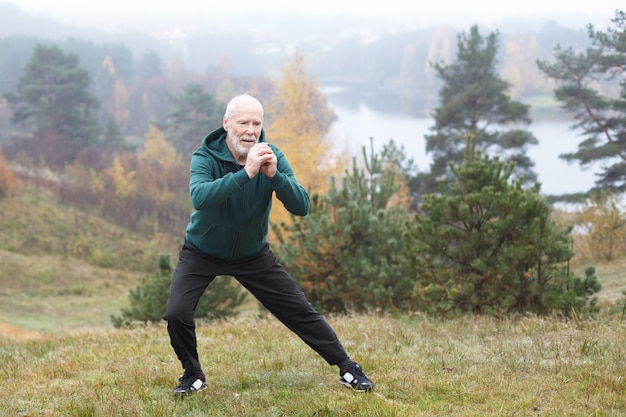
[339,380,371,392]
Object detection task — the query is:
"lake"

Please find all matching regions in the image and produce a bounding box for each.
[327,99,598,196]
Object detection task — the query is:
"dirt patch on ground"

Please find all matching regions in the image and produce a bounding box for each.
[0,321,46,342]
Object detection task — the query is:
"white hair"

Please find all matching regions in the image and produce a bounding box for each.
[224,94,264,119]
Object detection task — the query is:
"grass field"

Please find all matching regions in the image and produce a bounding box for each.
[1,187,625,416]
[1,314,625,416]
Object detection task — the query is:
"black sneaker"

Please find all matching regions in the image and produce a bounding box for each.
[339,362,374,392]
[173,372,206,396]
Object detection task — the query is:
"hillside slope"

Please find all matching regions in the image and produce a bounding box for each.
[0,187,180,332]
[1,186,625,336]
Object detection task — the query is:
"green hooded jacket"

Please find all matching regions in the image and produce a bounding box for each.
[184,126,310,261]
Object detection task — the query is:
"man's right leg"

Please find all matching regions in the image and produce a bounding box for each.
[163,245,216,394]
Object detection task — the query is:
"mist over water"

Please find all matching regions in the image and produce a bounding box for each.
[326,94,598,196]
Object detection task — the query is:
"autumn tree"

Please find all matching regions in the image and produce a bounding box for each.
[134,125,190,234]
[4,44,100,168]
[264,52,342,237]
[422,25,538,194]
[537,10,626,194]
[99,153,137,229]
[574,191,626,261]
[265,52,340,194]
[94,125,190,233]
[96,53,130,132]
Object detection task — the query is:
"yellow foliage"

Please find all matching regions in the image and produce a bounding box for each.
[139,125,182,167]
[379,155,413,211]
[89,166,105,195]
[108,155,136,198]
[574,192,626,262]
[101,55,116,76]
[264,52,343,239]
[136,126,187,204]
[387,179,411,210]
[265,52,341,195]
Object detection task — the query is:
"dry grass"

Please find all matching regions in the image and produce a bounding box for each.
[1,314,625,416]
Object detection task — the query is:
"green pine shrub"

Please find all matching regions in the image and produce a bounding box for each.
[111,253,247,327]
[274,140,415,314]
[405,147,602,317]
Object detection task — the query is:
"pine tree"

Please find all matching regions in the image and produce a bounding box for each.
[164,83,222,156]
[111,254,247,327]
[405,139,601,316]
[4,44,100,167]
[422,25,537,194]
[102,116,126,153]
[537,10,626,194]
[274,139,414,314]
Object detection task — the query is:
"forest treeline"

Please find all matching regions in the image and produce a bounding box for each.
[0,2,595,132]
[1,9,626,321]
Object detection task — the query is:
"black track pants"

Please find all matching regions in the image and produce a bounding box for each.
[163,243,350,375]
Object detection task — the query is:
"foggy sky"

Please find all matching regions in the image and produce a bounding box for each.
[10,0,622,33]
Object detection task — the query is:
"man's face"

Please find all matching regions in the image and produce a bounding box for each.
[223,102,263,160]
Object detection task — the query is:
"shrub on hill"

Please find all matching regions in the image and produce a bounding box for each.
[111,254,247,327]
[405,149,602,317]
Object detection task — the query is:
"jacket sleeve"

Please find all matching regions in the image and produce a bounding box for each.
[188,151,251,210]
[268,147,310,216]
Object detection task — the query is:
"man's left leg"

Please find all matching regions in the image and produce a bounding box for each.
[231,246,374,391]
